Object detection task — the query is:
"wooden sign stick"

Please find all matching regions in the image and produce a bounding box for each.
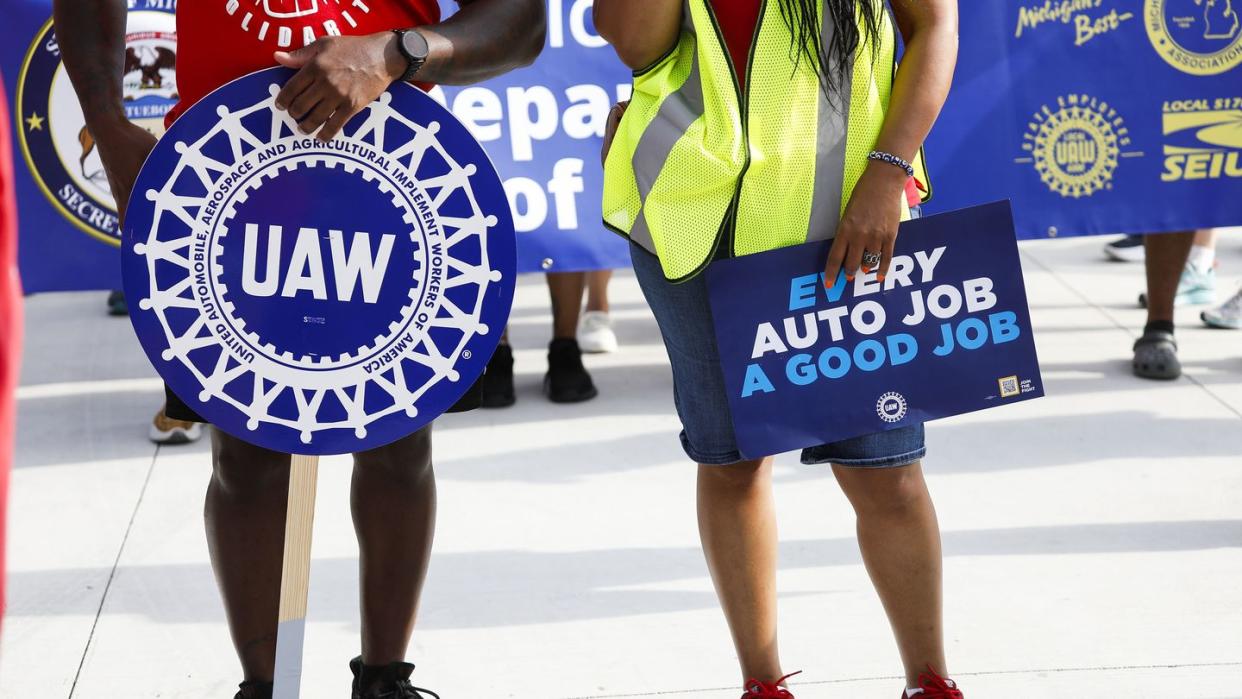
[273,453,320,699]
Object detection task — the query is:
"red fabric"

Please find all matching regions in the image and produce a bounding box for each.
[0,74,23,631]
[710,0,762,86]
[169,0,441,122]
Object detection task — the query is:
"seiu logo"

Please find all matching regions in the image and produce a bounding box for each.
[241,224,396,304]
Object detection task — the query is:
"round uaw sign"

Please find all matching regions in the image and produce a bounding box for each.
[122,67,516,454]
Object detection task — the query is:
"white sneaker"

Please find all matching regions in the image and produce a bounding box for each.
[149,405,205,445]
[578,310,619,353]
[1202,285,1242,329]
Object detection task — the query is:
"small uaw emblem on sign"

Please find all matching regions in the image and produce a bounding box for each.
[123,67,516,454]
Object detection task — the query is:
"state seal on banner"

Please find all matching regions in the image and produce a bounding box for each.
[1018,94,1141,199]
[1145,0,1242,75]
[16,5,178,245]
[122,67,516,454]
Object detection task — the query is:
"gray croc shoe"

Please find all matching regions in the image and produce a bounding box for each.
[1133,330,1181,380]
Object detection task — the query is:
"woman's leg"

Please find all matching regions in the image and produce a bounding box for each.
[351,425,436,665]
[585,270,613,313]
[205,430,292,681]
[546,271,586,339]
[832,462,945,688]
[698,457,785,684]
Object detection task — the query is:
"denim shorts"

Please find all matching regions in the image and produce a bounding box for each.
[631,242,926,468]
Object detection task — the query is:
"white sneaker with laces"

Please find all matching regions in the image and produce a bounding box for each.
[578,310,619,353]
[149,405,205,445]
[1202,285,1242,330]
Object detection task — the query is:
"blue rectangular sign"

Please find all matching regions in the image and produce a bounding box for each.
[707,201,1045,460]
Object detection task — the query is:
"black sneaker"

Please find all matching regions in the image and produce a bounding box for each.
[350,656,440,699]
[1103,234,1144,262]
[481,343,516,408]
[106,290,128,317]
[233,680,273,699]
[544,338,598,403]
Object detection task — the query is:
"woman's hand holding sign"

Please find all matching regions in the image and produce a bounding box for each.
[825,162,908,287]
[825,0,958,289]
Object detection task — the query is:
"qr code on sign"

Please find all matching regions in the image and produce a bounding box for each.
[998,375,1020,398]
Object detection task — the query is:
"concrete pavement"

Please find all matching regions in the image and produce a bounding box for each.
[3,237,1241,698]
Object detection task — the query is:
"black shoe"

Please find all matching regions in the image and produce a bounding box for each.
[106,290,127,317]
[350,656,440,699]
[544,338,598,403]
[233,680,273,699]
[480,343,516,408]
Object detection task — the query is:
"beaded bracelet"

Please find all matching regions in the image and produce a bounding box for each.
[867,150,915,178]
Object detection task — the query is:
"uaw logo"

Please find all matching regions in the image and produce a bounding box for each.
[1162,98,1242,180]
[17,5,178,245]
[122,67,516,454]
[1145,0,1242,75]
[1018,94,1142,199]
[227,0,373,47]
[876,392,908,424]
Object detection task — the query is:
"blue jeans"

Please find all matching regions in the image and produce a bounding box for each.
[631,242,926,468]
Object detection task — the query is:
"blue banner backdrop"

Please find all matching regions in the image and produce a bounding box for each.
[921,0,1242,237]
[7,1,1242,292]
[707,202,1045,460]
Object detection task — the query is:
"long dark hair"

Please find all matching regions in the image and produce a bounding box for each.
[775,0,882,96]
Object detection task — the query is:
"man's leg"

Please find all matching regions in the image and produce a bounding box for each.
[698,458,785,684]
[205,430,292,682]
[1145,231,1196,323]
[1136,231,1195,379]
[832,462,945,689]
[352,425,436,665]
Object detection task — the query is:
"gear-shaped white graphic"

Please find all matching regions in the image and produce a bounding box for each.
[876,392,908,423]
[132,85,504,445]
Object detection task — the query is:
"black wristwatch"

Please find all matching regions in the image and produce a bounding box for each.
[392,28,429,81]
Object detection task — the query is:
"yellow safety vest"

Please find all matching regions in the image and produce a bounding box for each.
[602,0,927,282]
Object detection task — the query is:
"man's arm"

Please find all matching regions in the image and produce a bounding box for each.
[52,0,157,224]
[275,0,547,141]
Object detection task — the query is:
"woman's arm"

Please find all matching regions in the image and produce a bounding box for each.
[275,0,547,141]
[594,0,683,71]
[52,0,157,224]
[825,0,958,285]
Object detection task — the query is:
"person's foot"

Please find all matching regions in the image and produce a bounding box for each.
[1103,234,1144,262]
[544,338,598,403]
[741,672,800,698]
[1138,263,1216,308]
[106,290,128,317]
[148,404,204,445]
[1133,329,1181,380]
[904,666,964,698]
[578,310,619,353]
[350,656,440,699]
[481,343,516,408]
[1202,285,1242,329]
[233,680,272,699]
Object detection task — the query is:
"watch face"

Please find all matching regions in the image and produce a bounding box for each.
[401,29,429,61]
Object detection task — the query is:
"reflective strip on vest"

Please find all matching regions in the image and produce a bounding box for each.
[602,0,908,282]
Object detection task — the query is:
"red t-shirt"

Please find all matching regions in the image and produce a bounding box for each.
[170,0,440,121]
[711,0,761,86]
